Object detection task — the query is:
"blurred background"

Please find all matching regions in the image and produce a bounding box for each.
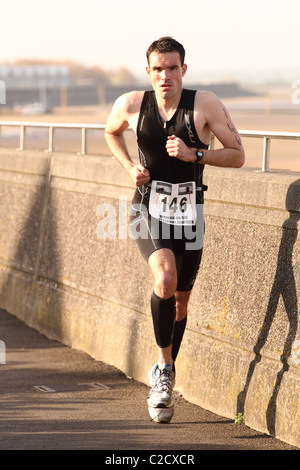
[0,0,299,171]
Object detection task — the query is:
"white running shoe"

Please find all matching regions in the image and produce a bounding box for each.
[148,403,174,423]
[147,364,175,423]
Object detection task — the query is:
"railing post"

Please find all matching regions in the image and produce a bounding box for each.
[81,127,87,155]
[20,125,25,150]
[48,127,54,152]
[262,136,270,172]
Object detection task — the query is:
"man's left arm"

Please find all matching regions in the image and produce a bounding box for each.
[166,92,245,168]
[200,92,245,168]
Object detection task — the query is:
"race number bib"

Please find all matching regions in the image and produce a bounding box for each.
[149,180,197,225]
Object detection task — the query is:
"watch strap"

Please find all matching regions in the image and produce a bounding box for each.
[195,149,204,163]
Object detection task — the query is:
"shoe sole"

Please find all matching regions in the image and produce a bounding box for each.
[148,402,174,423]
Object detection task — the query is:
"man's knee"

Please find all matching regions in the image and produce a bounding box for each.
[149,249,177,299]
[154,269,177,299]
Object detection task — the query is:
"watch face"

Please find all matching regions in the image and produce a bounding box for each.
[197,150,203,157]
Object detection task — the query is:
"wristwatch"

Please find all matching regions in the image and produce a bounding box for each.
[195,149,204,164]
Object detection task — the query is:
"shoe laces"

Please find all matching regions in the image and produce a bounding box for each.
[154,368,174,393]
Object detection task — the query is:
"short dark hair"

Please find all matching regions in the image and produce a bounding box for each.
[146,36,185,66]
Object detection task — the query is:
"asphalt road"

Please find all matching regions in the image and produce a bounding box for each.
[0,308,297,454]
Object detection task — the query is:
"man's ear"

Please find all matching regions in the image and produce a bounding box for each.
[182,64,187,77]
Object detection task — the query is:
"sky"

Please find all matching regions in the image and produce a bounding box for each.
[1,0,300,84]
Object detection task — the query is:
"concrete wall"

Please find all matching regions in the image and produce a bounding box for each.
[0,147,299,447]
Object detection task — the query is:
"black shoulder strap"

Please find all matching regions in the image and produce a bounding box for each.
[180,88,197,111]
[137,91,154,133]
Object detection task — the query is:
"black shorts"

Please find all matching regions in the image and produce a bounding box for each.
[129,187,204,292]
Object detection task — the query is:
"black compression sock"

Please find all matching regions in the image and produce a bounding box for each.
[172,316,187,362]
[150,292,176,348]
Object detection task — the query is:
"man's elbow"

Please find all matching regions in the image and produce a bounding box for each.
[105,123,128,140]
[104,129,112,144]
[233,148,245,168]
[105,128,121,141]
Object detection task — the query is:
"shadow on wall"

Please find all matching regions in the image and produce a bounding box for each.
[236,179,300,436]
[0,156,62,339]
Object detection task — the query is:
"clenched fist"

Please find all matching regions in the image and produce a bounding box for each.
[166,135,196,162]
[128,164,150,187]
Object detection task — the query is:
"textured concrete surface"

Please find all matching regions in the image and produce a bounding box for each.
[0,148,299,448]
[1,309,297,451]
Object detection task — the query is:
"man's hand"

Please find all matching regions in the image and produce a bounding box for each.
[128,164,150,187]
[166,135,195,162]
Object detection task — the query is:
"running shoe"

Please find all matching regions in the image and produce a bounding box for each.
[147,364,175,423]
[148,362,176,388]
[148,362,159,387]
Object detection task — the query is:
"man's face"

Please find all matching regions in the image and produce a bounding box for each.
[146,51,187,100]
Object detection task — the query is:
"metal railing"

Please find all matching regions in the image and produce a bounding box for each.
[210,130,300,172]
[0,120,106,156]
[0,120,299,172]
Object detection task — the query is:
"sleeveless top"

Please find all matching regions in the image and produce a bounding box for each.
[136,89,208,188]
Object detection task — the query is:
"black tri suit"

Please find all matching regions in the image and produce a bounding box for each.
[129,89,208,292]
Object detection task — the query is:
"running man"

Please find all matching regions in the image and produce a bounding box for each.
[105,37,245,422]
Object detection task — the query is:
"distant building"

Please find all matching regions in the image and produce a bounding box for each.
[0,65,71,89]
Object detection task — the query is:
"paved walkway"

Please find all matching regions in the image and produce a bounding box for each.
[0,309,297,452]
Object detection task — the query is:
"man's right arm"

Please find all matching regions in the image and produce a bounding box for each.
[105,93,150,187]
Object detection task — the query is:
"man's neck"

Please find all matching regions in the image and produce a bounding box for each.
[155,88,183,122]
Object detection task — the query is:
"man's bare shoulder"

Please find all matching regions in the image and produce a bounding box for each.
[194,90,226,124]
[115,90,144,115]
[195,90,221,109]
[106,91,144,134]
